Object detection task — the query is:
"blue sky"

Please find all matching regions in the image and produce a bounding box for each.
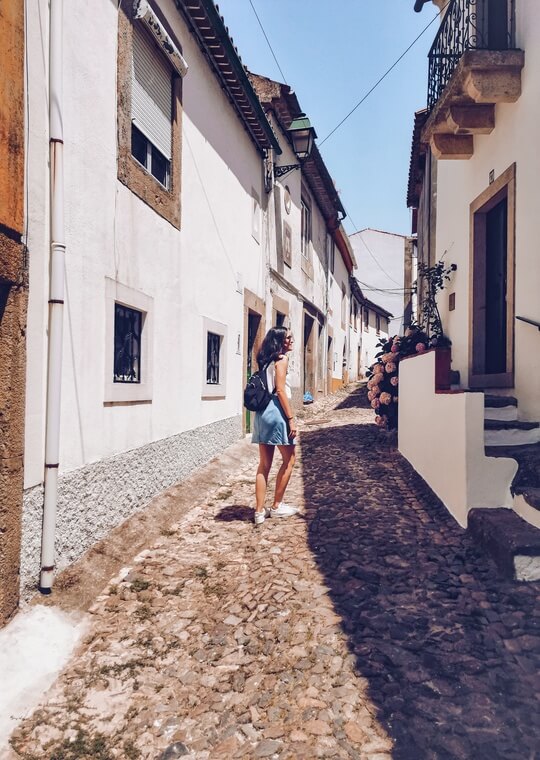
[215,0,440,236]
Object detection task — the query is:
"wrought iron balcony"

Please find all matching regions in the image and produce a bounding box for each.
[427,0,516,111]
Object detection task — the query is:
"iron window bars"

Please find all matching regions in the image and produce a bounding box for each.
[427,0,516,111]
[114,303,142,383]
[207,331,221,385]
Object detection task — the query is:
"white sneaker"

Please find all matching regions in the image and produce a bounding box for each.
[254,508,270,525]
[270,502,298,518]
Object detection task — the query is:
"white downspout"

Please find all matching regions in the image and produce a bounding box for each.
[40,0,65,593]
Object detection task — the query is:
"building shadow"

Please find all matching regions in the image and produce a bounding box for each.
[334,384,371,410]
[300,423,540,759]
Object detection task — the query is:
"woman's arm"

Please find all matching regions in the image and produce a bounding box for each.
[274,356,297,439]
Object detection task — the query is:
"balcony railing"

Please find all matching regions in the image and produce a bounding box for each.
[427,0,516,111]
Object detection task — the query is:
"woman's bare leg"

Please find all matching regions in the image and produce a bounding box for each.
[256,444,275,512]
[272,445,296,508]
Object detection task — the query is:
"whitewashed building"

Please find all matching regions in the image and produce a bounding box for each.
[12,0,361,603]
[22,0,281,596]
[401,0,540,579]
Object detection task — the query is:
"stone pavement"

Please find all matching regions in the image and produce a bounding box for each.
[9,386,540,760]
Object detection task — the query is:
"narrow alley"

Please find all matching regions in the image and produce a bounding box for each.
[8,387,539,760]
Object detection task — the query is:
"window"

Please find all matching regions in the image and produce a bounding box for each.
[131,25,172,187]
[353,301,358,331]
[301,198,311,258]
[252,189,261,243]
[326,233,335,274]
[105,279,153,403]
[276,311,286,328]
[363,308,369,332]
[206,332,221,384]
[117,3,187,228]
[114,304,142,383]
[376,314,381,335]
[202,318,227,399]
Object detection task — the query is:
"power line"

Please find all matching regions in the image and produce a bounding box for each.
[355,233,403,287]
[319,2,448,146]
[248,0,288,85]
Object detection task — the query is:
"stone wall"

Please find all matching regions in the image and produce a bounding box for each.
[20,415,242,598]
[0,0,27,626]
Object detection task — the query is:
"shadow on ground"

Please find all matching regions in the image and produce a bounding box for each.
[334,384,372,410]
[301,422,540,760]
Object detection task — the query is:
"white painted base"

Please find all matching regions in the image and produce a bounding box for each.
[0,606,86,751]
[484,428,540,446]
[513,493,540,529]
[484,406,518,422]
[515,555,540,582]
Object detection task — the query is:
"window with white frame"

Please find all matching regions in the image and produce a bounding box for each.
[301,197,311,258]
[202,318,227,398]
[376,314,381,335]
[131,24,172,188]
[105,279,153,403]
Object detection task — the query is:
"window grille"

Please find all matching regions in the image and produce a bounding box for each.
[207,332,221,384]
[114,303,142,383]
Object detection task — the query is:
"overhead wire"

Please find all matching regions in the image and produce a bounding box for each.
[319,1,450,146]
[248,0,288,84]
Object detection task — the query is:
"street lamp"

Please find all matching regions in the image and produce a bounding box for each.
[273,113,317,179]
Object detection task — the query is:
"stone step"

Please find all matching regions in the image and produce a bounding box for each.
[484,395,518,408]
[484,419,540,447]
[468,508,540,581]
[513,487,540,530]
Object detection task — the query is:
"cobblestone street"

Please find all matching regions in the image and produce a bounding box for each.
[9,387,540,760]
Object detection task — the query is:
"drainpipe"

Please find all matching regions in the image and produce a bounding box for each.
[40,0,65,593]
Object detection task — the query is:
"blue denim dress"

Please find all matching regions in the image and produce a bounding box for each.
[251,361,296,446]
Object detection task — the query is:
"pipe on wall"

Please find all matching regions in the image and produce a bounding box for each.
[40,0,65,593]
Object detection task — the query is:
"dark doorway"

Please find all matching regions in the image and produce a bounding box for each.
[303,313,315,395]
[245,311,261,433]
[470,165,515,389]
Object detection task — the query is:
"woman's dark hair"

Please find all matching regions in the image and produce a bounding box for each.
[257,326,288,368]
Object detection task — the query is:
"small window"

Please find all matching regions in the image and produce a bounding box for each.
[376,314,381,335]
[206,332,222,385]
[364,308,369,331]
[276,311,286,328]
[131,124,170,188]
[326,233,335,274]
[301,198,311,258]
[114,303,142,383]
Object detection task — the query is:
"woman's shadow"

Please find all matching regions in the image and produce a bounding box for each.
[214,505,254,522]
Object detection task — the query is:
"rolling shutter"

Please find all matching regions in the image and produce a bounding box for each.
[131,25,172,160]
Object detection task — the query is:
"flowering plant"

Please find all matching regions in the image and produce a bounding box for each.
[365,326,431,430]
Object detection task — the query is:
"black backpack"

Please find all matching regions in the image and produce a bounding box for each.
[244,363,272,412]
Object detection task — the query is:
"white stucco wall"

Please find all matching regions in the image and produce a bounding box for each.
[328,252,349,382]
[432,0,540,420]
[350,229,405,336]
[398,351,517,527]
[22,0,268,590]
[360,312,390,374]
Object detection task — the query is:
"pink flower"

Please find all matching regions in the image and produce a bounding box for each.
[416,343,426,353]
[371,398,380,409]
[390,376,399,386]
[385,362,397,374]
[372,373,384,386]
[379,392,392,405]
[371,385,381,396]
[381,353,393,364]
[367,379,374,390]
[391,344,399,353]
[367,391,374,401]
[375,415,387,428]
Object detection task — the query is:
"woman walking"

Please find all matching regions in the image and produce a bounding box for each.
[252,326,298,525]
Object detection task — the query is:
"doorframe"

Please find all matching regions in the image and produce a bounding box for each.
[469,162,516,388]
[243,289,265,433]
